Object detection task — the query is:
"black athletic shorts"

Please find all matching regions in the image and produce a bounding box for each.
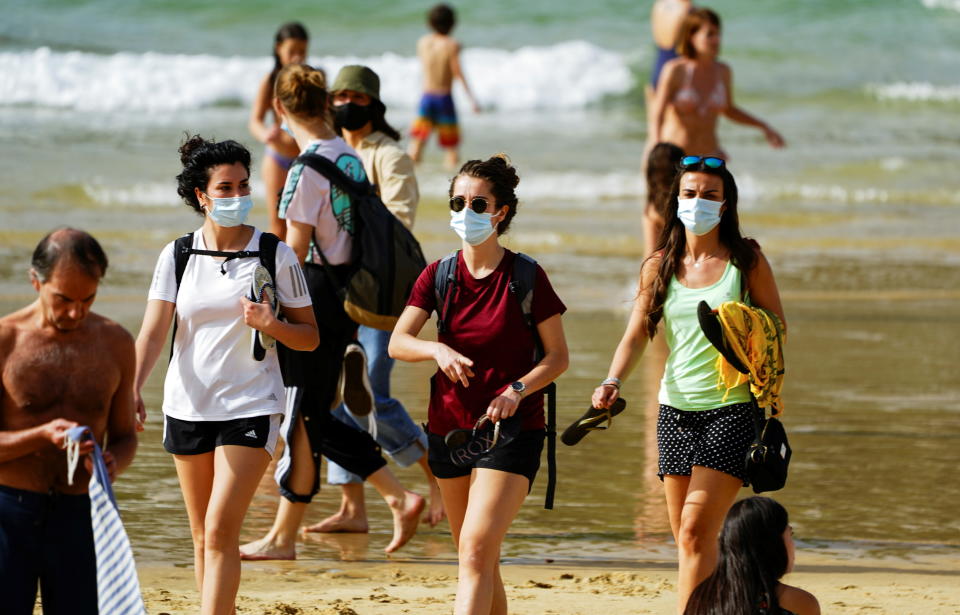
[657,401,759,485]
[427,428,545,489]
[163,414,281,457]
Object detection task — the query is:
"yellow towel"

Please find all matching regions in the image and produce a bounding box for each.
[714,302,786,416]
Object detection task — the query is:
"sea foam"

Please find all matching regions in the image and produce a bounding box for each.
[0,41,632,112]
[869,81,960,103]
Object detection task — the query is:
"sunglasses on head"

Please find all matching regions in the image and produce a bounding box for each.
[449,195,490,214]
[681,155,725,169]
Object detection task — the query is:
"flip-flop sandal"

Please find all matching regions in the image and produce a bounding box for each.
[696,300,749,375]
[250,264,279,362]
[445,414,521,467]
[561,397,627,446]
[340,343,374,417]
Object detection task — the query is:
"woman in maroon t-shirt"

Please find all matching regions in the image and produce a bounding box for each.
[390,154,568,615]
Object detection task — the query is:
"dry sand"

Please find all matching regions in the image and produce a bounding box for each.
[137,554,959,615]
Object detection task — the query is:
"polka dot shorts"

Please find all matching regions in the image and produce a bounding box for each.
[657,401,760,485]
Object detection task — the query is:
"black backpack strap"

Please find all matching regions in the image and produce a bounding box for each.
[173,232,194,291]
[434,251,459,334]
[295,152,375,199]
[170,233,194,362]
[510,253,542,361]
[543,381,557,510]
[509,253,556,510]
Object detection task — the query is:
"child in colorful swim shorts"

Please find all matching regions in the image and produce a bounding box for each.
[408,3,480,170]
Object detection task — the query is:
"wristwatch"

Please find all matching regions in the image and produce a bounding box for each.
[509,381,526,397]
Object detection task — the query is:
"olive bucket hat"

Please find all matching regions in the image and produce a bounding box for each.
[331,65,381,101]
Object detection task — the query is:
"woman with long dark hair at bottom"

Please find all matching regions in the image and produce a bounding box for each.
[685,497,820,615]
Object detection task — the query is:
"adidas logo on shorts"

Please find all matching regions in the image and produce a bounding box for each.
[244,430,257,438]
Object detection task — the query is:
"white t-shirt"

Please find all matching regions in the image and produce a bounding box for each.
[277,136,367,266]
[148,228,312,421]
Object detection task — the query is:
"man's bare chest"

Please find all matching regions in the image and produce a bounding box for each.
[2,335,119,419]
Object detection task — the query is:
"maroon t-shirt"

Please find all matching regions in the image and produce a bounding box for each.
[407,250,566,436]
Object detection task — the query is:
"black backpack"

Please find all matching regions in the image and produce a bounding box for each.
[434,250,558,510]
[169,231,279,359]
[294,153,427,331]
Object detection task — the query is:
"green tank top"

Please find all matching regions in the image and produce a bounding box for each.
[658,259,751,410]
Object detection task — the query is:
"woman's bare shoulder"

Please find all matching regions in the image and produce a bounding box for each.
[779,584,820,615]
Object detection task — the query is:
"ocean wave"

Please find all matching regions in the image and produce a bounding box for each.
[0,41,632,112]
[79,171,956,210]
[419,169,644,202]
[920,0,960,12]
[868,81,960,103]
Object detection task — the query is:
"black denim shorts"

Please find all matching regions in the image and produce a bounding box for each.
[427,428,545,489]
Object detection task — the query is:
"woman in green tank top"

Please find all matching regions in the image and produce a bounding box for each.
[592,157,785,613]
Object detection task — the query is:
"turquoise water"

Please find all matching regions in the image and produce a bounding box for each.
[1,0,959,566]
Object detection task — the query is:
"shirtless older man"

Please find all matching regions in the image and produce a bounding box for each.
[0,228,138,615]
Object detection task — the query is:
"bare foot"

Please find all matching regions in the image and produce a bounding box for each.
[423,481,446,527]
[384,490,424,554]
[303,512,369,534]
[238,535,296,561]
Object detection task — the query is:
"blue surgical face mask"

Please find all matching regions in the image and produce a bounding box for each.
[280,121,294,138]
[450,208,497,246]
[204,194,254,228]
[677,197,723,235]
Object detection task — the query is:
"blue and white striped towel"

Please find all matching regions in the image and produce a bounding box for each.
[65,426,147,615]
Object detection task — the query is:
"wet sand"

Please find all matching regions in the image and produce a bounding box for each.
[134,555,960,614]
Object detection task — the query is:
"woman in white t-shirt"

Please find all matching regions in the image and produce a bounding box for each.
[133,136,318,614]
[239,64,424,561]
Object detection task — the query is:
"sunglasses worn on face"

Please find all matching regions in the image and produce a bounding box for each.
[681,155,725,169]
[449,196,490,214]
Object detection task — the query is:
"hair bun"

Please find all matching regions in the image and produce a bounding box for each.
[178,133,207,165]
[489,153,520,189]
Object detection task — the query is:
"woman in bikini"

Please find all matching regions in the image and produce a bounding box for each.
[684,497,821,615]
[646,8,784,159]
[248,22,309,239]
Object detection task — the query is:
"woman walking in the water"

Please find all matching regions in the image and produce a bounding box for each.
[134,136,319,614]
[390,155,568,615]
[592,156,785,613]
[646,8,784,159]
[239,64,423,561]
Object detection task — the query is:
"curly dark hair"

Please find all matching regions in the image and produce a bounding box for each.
[450,154,520,235]
[175,134,251,215]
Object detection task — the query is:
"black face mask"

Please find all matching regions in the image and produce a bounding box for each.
[335,102,372,131]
